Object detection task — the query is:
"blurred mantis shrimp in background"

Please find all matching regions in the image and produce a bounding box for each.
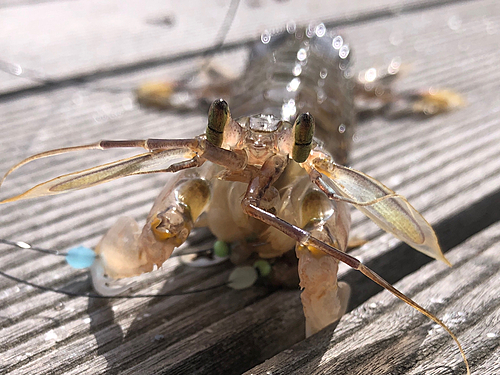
[0,4,469,374]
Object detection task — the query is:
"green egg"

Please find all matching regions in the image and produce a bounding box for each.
[253,259,272,277]
[213,240,230,257]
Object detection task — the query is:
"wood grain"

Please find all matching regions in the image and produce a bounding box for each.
[0,0,499,374]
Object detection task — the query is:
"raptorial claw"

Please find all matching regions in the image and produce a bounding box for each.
[306,150,451,266]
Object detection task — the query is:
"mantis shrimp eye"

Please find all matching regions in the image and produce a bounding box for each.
[207,99,231,147]
[292,112,315,163]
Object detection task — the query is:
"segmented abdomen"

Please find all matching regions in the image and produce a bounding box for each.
[230,25,356,165]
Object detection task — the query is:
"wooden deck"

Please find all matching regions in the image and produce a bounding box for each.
[1,0,499,374]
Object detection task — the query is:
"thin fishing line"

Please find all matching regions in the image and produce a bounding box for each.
[0,238,229,298]
[207,0,241,55]
[186,0,241,81]
[0,238,65,256]
[0,270,228,298]
[1,0,241,88]
[0,0,244,300]
[0,238,214,258]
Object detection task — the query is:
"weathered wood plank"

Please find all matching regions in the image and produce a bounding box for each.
[246,220,500,375]
[0,0,471,94]
[0,0,499,374]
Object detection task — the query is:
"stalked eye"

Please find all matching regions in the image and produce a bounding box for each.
[292,112,315,163]
[206,99,231,147]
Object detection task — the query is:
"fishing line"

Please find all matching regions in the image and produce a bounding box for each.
[0,237,259,298]
[0,0,262,300]
[0,238,230,298]
[0,269,229,299]
[0,0,242,89]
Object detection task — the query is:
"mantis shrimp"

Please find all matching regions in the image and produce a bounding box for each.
[0,24,469,373]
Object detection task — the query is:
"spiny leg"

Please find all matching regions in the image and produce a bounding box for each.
[354,62,402,117]
[135,0,242,112]
[165,156,205,173]
[354,61,465,118]
[135,68,237,112]
[241,157,469,374]
[383,88,466,118]
[239,152,351,335]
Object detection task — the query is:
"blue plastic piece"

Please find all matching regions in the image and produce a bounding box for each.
[65,246,96,269]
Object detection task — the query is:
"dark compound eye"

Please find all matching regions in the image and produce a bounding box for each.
[292,113,315,163]
[206,99,231,147]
